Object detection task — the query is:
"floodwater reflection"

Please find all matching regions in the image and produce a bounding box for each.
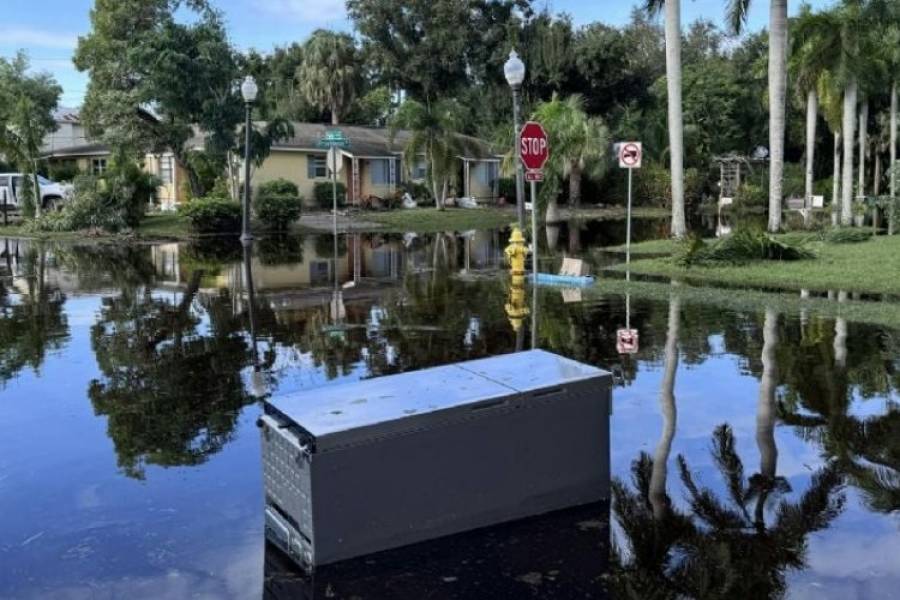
[1,228,899,599]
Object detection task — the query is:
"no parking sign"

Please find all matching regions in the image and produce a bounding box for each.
[618,142,642,169]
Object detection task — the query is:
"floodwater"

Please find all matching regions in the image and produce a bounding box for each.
[0,219,897,599]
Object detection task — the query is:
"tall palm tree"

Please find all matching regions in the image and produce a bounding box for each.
[883,23,900,234]
[297,30,361,125]
[791,6,833,204]
[531,94,609,222]
[728,0,788,232]
[390,99,468,210]
[645,0,687,239]
[818,71,844,220]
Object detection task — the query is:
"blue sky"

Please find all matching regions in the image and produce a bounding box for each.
[1,0,833,108]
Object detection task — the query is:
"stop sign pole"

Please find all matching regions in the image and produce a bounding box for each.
[519,121,549,350]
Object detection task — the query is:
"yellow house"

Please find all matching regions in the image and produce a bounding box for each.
[42,115,501,210]
[40,108,192,208]
[252,123,501,208]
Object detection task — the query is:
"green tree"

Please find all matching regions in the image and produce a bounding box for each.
[727,0,789,232]
[74,0,242,198]
[531,94,609,220]
[791,5,832,204]
[348,0,529,102]
[0,53,62,219]
[297,30,362,126]
[390,99,470,210]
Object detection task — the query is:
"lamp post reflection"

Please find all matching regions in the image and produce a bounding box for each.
[242,241,267,397]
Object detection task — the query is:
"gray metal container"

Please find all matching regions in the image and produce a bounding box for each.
[260,349,612,569]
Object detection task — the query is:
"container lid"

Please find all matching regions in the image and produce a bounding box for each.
[457,350,609,393]
[265,350,609,452]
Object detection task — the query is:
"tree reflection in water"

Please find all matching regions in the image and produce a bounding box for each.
[779,310,900,515]
[0,241,69,386]
[612,300,846,599]
[88,247,253,479]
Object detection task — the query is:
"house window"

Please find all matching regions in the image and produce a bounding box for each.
[370,159,391,185]
[413,159,427,181]
[159,156,174,185]
[476,162,498,186]
[307,154,328,179]
[91,158,108,175]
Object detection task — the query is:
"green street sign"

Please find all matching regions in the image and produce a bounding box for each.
[318,129,351,149]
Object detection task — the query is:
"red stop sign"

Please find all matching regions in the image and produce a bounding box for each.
[519,121,549,171]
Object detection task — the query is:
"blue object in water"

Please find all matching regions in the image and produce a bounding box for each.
[529,273,596,287]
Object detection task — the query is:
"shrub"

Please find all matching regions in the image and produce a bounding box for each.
[314,181,347,209]
[629,163,703,207]
[399,180,431,203]
[29,166,157,233]
[48,162,81,182]
[497,177,516,201]
[255,194,302,231]
[733,183,768,209]
[675,227,813,267]
[258,178,299,198]
[821,227,871,244]
[178,196,242,233]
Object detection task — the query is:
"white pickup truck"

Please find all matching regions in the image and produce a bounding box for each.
[0,173,74,212]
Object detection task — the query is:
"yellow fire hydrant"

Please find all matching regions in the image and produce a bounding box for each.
[504,226,530,331]
[504,226,528,276]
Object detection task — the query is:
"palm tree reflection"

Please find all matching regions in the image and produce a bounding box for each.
[613,304,845,599]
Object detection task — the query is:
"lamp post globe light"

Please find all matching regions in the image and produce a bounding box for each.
[240,75,258,244]
[504,50,526,230]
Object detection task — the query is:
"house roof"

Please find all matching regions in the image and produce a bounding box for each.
[271,122,499,160]
[40,120,499,161]
[52,107,81,124]
[43,142,110,158]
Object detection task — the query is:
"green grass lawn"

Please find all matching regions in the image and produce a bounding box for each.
[591,278,900,329]
[135,212,193,239]
[613,234,900,296]
[364,207,517,233]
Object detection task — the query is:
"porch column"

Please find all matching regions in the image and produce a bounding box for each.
[463,160,471,198]
[389,156,397,194]
[352,157,360,205]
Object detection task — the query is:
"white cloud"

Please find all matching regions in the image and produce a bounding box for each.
[0,27,80,50]
[261,0,346,23]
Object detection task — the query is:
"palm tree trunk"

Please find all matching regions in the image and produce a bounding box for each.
[569,162,582,209]
[834,291,848,368]
[331,102,340,126]
[805,89,818,203]
[833,131,841,226]
[755,308,779,527]
[664,0,686,239]
[841,78,858,226]
[891,81,897,235]
[649,294,680,520]
[874,151,881,197]
[767,0,788,233]
[859,100,869,199]
[31,169,42,219]
[545,194,560,224]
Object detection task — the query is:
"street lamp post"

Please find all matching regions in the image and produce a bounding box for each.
[240,75,258,245]
[504,50,526,231]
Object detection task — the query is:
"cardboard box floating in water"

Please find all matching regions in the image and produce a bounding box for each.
[259,349,612,570]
